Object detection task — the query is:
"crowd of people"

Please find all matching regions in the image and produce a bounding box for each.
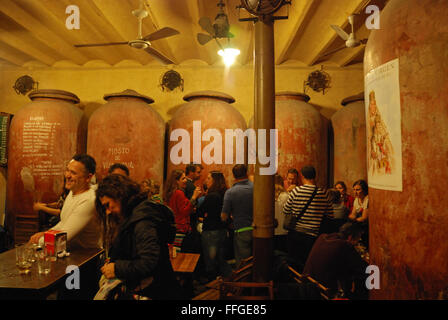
[27,153,369,300]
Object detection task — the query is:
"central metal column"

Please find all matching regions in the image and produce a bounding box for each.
[252,15,275,283]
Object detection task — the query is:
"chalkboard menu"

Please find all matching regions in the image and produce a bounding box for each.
[0,112,13,166]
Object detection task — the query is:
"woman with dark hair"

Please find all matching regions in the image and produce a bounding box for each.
[163,169,201,252]
[334,181,354,214]
[197,171,232,280]
[348,179,369,248]
[349,180,369,223]
[95,174,179,299]
[274,174,289,252]
[325,188,349,233]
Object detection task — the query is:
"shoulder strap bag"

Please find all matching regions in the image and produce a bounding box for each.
[284,187,318,232]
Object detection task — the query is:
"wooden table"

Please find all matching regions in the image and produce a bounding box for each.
[170,253,200,273]
[0,247,103,299]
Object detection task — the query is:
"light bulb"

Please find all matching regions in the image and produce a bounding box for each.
[218,48,240,66]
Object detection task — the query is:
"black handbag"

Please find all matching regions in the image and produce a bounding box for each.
[283,187,318,231]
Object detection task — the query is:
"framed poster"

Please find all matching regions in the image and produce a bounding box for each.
[364,58,403,191]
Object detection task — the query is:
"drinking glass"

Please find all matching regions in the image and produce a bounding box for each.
[37,248,52,275]
[16,244,32,274]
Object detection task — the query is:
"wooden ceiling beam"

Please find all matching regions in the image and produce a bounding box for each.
[0,0,89,65]
[275,0,319,65]
[0,41,31,66]
[0,28,56,66]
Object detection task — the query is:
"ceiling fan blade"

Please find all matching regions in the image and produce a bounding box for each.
[199,17,215,36]
[197,33,213,45]
[320,45,348,58]
[330,25,349,41]
[74,42,128,48]
[142,27,180,41]
[144,46,175,65]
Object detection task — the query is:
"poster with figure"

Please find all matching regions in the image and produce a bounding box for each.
[364,58,402,191]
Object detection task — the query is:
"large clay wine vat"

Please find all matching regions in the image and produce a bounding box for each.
[331,92,367,191]
[87,89,165,185]
[275,92,328,187]
[167,91,247,187]
[364,0,448,299]
[249,92,328,187]
[6,89,86,243]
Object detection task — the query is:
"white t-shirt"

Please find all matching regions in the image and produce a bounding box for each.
[353,195,369,218]
[275,191,289,236]
[49,186,100,249]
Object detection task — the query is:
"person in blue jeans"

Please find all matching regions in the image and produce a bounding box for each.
[198,171,232,281]
[221,164,254,269]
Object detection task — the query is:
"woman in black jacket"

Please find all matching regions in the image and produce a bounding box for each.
[197,171,232,281]
[95,174,180,299]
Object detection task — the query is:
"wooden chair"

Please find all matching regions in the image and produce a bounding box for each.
[287,265,331,300]
[192,277,222,300]
[218,256,274,300]
[193,256,273,300]
[305,275,331,300]
[219,280,274,300]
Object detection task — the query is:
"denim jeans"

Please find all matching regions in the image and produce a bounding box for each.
[201,229,231,280]
[233,230,253,268]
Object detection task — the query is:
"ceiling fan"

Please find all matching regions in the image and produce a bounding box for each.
[320,14,368,58]
[74,0,180,64]
[197,0,234,50]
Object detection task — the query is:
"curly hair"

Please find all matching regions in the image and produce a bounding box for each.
[95,174,146,248]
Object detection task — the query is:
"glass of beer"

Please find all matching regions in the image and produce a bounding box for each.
[16,244,32,274]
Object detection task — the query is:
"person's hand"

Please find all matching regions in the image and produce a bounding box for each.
[101,263,116,279]
[192,186,202,200]
[29,232,45,244]
[33,202,45,211]
[287,185,297,192]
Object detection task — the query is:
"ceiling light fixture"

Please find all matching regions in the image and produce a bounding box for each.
[218,47,240,66]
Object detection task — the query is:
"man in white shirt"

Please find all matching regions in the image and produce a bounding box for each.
[30,154,100,249]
